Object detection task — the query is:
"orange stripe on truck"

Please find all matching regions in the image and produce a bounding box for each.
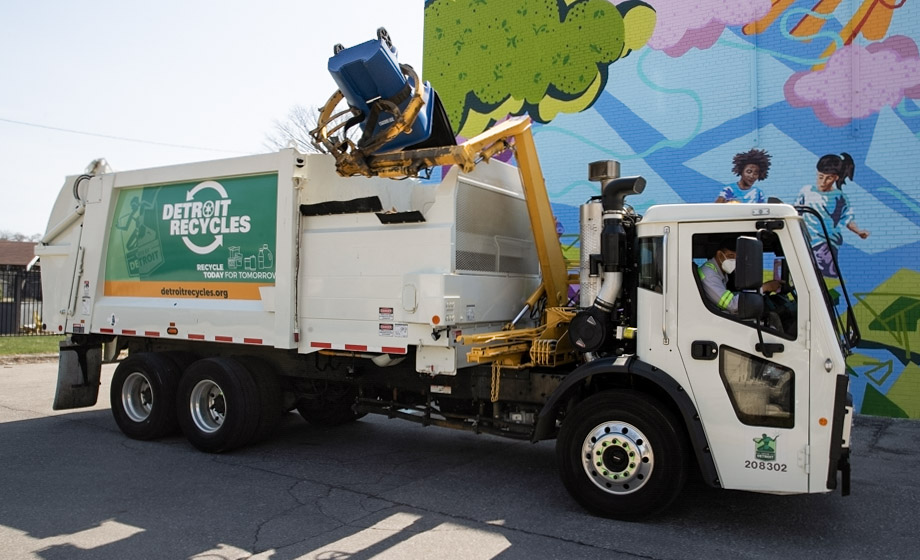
[104,280,271,300]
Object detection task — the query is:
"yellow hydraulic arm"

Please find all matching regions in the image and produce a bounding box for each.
[313,116,569,310]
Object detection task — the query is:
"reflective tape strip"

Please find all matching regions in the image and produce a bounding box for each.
[718,290,734,310]
[311,342,407,354]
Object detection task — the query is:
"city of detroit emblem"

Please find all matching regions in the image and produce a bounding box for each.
[753,433,779,461]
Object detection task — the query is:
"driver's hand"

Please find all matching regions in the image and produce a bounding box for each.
[762,280,784,294]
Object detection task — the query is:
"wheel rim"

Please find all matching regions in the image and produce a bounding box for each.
[189,379,226,434]
[581,421,654,495]
[122,372,153,423]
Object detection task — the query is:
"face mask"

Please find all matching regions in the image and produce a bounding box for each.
[721,258,736,274]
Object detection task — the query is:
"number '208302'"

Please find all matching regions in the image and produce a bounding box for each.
[744,460,787,472]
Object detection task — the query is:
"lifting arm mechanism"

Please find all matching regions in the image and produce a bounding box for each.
[308,30,571,368]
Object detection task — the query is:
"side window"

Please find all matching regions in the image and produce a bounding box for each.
[638,236,662,293]
[720,346,794,428]
[762,250,797,339]
[691,232,798,339]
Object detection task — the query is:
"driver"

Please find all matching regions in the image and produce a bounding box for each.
[698,243,783,315]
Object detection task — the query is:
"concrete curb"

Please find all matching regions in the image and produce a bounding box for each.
[0,353,58,365]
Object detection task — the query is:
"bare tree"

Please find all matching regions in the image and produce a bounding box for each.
[264,104,321,153]
[0,231,41,242]
[265,103,363,154]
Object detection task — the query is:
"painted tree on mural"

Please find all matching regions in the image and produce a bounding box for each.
[423,0,656,136]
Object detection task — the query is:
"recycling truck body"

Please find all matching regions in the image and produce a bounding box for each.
[35,32,857,519]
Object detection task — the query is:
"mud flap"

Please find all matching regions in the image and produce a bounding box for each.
[52,339,102,410]
[826,375,851,494]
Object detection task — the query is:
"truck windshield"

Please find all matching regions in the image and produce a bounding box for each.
[795,207,860,354]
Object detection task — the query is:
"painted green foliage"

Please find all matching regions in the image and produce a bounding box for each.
[848,269,920,418]
[424,0,655,136]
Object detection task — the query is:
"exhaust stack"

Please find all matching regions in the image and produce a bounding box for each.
[569,161,645,354]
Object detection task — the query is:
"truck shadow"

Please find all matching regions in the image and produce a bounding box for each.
[0,410,906,559]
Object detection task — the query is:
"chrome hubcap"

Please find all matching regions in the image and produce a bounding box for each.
[122,372,153,422]
[581,421,654,495]
[189,380,225,433]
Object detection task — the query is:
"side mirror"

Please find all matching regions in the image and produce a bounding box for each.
[735,236,763,290]
[737,292,764,320]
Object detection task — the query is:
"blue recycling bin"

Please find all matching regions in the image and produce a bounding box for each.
[328,35,454,153]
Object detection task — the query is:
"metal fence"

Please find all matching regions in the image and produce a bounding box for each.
[0,268,47,336]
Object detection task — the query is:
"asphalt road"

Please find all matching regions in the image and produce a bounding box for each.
[0,359,917,560]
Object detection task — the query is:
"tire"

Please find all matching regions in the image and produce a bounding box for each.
[236,356,284,444]
[162,351,200,375]
[176,357,260,453]
[296,381,363,427]
[556,390,689,520]
[110,353,181,440]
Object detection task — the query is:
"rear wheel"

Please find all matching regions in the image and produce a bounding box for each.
[110,353,181,440]
[163,351,199,375]
[236,356,283,444]
[177,357,260,453]
[556,390,688,520]
[296,381,363,426]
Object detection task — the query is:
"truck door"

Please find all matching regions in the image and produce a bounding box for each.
[676,222,811,493]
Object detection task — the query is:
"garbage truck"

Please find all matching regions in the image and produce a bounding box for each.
[36,29,858,519]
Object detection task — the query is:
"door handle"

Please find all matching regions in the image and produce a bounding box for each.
[691,340,718,360]
[756,342,785,358]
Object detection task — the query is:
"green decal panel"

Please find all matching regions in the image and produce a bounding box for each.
[104,174,278,300]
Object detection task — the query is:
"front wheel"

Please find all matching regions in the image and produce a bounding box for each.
[556,390,689,520]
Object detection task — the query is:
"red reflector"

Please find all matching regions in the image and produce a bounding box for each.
[121,329,136,335]
[215,336,233,342]
[345,344,367,351]
[294,332,300,342]
[100,328,114,334]
[188,333,205,340]
[311,342,332,349]
[382,347,407,354]
[145,331,159,337]
[243,338,262,345]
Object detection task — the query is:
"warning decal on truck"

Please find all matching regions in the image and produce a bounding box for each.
[104,174,278,300]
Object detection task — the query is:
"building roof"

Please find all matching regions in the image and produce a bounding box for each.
[0,241,38,266]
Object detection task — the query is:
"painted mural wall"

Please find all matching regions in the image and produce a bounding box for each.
[423,0,920,418]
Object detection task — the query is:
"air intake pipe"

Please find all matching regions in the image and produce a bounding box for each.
[569,161,645,353]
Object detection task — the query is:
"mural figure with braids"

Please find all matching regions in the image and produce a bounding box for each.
[715,148,771,204]
[796,153,870,279]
